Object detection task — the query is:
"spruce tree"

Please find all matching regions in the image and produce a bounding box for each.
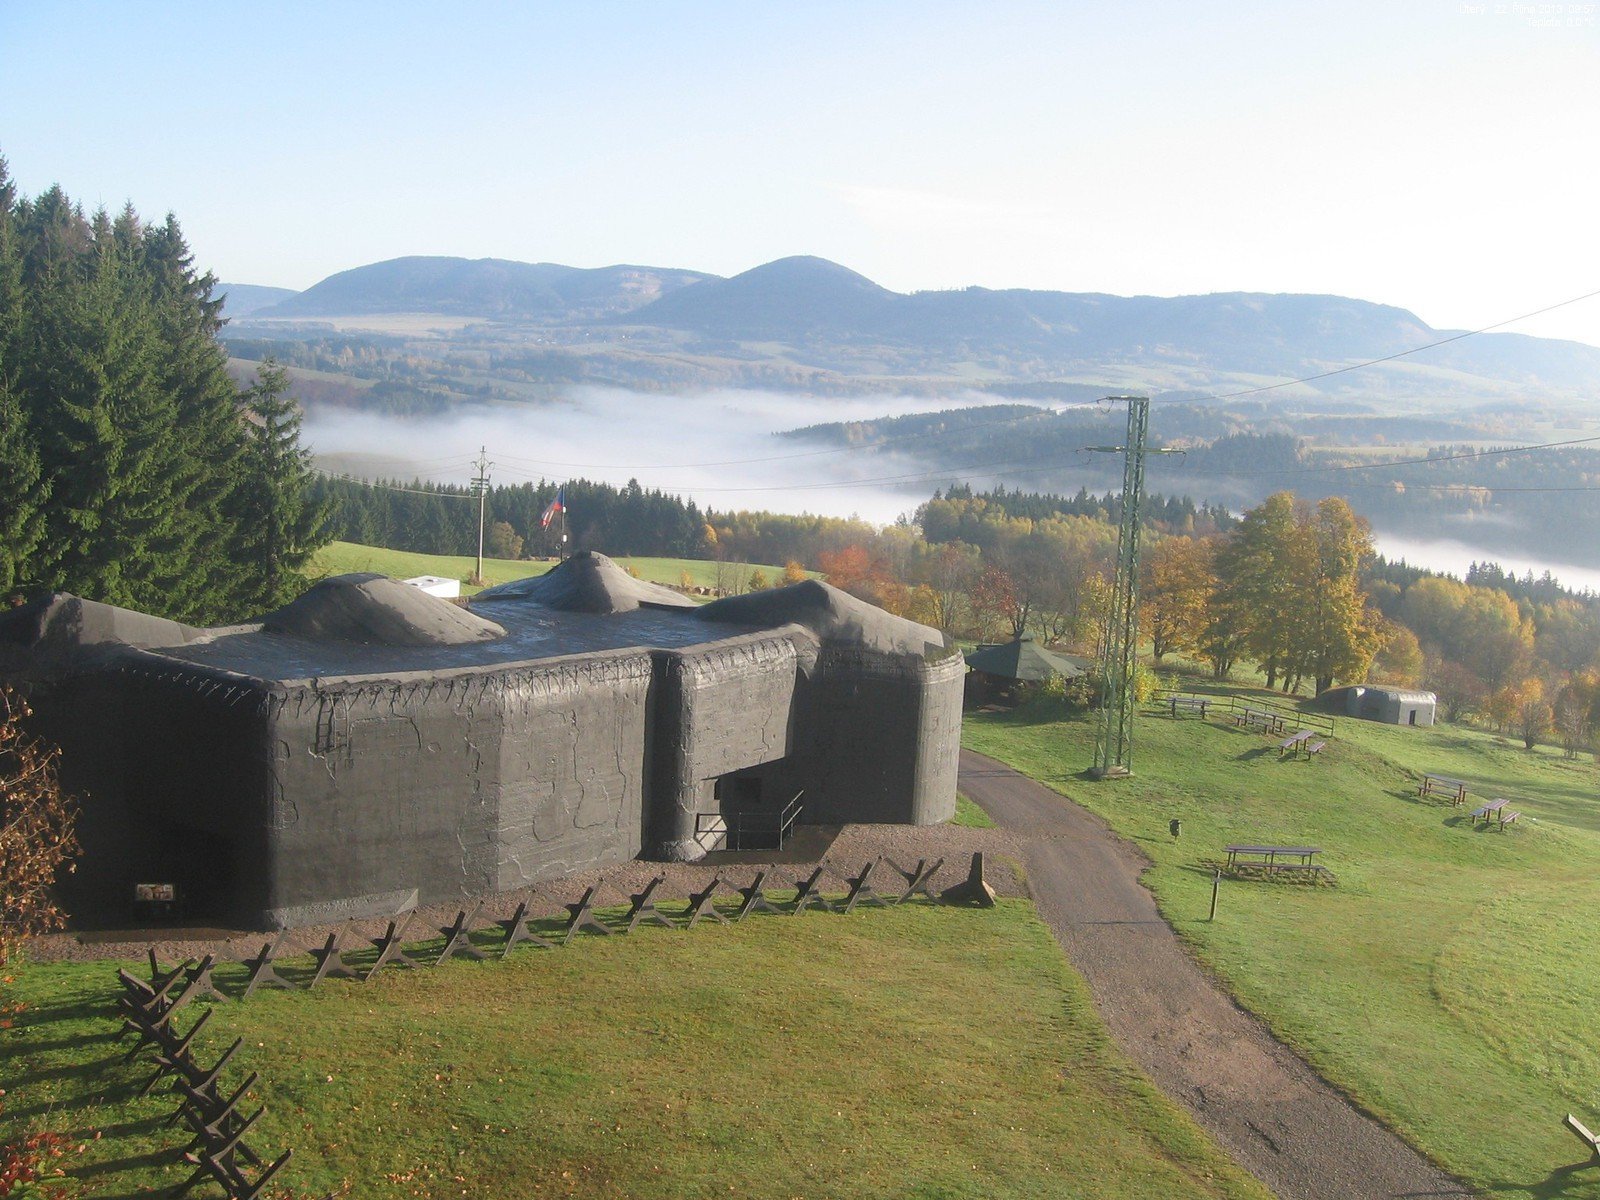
[232,359,329,610]
[0,167,277,622]
[0,160,45,593]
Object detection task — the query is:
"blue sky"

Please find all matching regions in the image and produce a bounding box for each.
[4,0,1597,344]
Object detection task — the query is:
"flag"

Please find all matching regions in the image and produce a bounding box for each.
[539,487,565,529]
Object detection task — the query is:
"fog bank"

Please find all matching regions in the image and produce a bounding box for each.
[1375,533,1600,594]
[305,387,1043,526]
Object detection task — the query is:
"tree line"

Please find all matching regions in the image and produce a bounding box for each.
[0,164,326,621]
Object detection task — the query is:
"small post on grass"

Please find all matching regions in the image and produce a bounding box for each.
[1209,869,1220,921]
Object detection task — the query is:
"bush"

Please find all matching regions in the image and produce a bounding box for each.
[1131,665,1161,703]
[0,689,79,966]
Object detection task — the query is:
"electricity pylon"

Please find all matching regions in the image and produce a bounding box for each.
[1085,396,1180,778]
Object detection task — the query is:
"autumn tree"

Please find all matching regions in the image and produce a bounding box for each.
[1428,657,1487,723]
[818,545,875,593]
[1293,497,1383,694]
[1141,536,1212,661]
[915,541,980,634]
[0,689,79,963]
[1554,679,1591,757]
[967,564,1019,641]
[1369,618,1424,687]
[1517,677,1552,750]
[1215,492,1303,689]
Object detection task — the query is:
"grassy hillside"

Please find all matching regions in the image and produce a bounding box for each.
[308,541,803,596]
[2,904,1270,1200]
[965,689,1600,1195]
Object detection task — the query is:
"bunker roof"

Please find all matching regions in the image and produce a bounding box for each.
[1,554,952,686]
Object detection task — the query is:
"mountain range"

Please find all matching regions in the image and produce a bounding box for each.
[221,254,1600,398]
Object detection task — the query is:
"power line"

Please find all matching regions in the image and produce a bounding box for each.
[1157,285,1600,405]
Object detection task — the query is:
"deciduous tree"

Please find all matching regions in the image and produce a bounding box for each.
[0,689,78,964]
[1141,536,1212,661]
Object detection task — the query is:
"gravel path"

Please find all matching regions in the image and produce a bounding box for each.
[29,821,1030,966]
[960,748,1474,1200]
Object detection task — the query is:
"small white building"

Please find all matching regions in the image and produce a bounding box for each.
[402,575,462,599]
[1317,685,1436,726]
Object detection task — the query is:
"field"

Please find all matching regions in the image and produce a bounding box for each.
[309,541,804,596]
[964,688,1600,1196]
[1,904,1270,1199]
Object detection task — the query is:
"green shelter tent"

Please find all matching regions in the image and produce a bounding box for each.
[965,634,1086,684]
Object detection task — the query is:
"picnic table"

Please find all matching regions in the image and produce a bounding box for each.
[1235,708,1287,735]
[1279,730,1313,757]
[1419,773,1470,805]
[1469,798,1521,829]
[1225,844,1326,876]
[1167,695,1211,718]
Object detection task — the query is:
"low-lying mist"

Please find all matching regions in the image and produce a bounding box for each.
[304,387,1043,525]
[303,386,1600,594]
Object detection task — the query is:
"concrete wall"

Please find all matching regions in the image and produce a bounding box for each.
[492,652,653,890]
[33,632,964,929]
[261,650,655,928]
[789,647,963,828]
[645,633,801,860]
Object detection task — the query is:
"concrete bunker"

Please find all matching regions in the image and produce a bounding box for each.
[1,555,963,929]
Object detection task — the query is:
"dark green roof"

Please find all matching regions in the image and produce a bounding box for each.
[965,636,1085,682]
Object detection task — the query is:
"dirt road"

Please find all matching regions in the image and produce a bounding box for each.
[959,749,1472,1200]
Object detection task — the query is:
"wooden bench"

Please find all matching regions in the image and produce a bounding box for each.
[1306,740,1326,757]
[1419,774,1469,805]
[1167,696,1210,718]
[1498,810,1521,829]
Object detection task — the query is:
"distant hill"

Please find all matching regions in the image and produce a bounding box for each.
[627,261,1600,389]
[225,252,1600,399]
[254,256,715,321]
[216,283,299,318]
[632,256,899,337]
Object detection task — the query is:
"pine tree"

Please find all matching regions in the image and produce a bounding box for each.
[137,212,250,618]
[232,359,330,610]
[0,160,45,594]
[1,172,274,621]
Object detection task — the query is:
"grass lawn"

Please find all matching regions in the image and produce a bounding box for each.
[951,794,996,829]
[2,903,1270,1200]
[964,690,1600,1197]
[309,542,804,597]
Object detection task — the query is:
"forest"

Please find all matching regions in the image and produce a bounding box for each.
[0,167,326,620]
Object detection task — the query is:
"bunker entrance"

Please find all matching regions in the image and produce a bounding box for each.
[696,767,803,852]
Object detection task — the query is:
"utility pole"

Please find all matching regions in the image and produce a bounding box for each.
[1084,396,1181,778]
[471,446,493,585]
